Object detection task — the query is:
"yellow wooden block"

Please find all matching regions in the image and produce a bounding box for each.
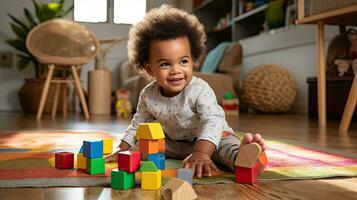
[77,153,86,169]
[141,170,161,190]
[136,123,165,140]
[103,138,113,154]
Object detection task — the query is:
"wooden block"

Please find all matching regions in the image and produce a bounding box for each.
[135,123,165,140]
[139,139,159,154]
[117,151,141,172]
[258,151,268,166]
[141,170,161,190]
[55,152,74,169]
[77,153,86,170]
[103,138,113,155]
[162,178,197,200]
[140,161,158,172]
[177,168,193,185]
[235,162,259,184]
[86,157,105,175]
[83,140,103,159]
[158,139,165,153]
[111,169,135,190]
[147,153,165,170]
[79,145,83,153]
[234,142,262,168]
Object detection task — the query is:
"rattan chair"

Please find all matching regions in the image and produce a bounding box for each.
[26,19,99,119]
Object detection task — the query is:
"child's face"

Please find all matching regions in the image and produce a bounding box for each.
[144,36,193,97]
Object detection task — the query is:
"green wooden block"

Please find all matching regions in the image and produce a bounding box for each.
[86,157,105,175]
[111,169,135,190]
[139,161,158,172]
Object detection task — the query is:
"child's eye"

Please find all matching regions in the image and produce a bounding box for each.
[160,62,170,68]
[180,59,189,65]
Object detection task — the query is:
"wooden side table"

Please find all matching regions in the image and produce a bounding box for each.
[296,1,357,131]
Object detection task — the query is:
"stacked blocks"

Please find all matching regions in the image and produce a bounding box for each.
[77,153,86,170]
[222,91,239,116]
[83,140,105,175]
[140,161,161,190]
[234,142,268,184]
[136,123,166,170]
[55,152,74,169]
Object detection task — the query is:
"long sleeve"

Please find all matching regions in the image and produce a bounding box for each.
[195,83,224,148]
[121,89,154,147]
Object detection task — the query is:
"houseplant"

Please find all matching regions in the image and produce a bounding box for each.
[7,0,73,113]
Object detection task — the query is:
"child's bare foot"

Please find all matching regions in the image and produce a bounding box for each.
[105,151,118,163]
[241,133,266,151]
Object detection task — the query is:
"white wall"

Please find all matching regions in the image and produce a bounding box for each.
[239,25,339,113]
[0,0,173,112]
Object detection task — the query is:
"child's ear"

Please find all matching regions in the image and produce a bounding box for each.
[144,63,153,76]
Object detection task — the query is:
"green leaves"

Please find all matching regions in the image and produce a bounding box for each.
[10,23,28,39]
[6,39,28,54]
[16,54,31,71]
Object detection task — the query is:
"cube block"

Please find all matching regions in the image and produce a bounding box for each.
[141,170,161,190]
[235,162,259,184]
[148,153,165,170]
[118,151,141,172]
[158,139,165,153]
[55,152,74,169]
[103,138,113,155]
[83,140,103,159]
[111,169,135,190]
[77,153,86,170]
[139,139,159,154]
[177,168,193,185]
[86,157,105,175]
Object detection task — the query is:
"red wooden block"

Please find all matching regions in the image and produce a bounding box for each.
[55,152,74,169]
[118,151,141,172]
[235,162,259,184]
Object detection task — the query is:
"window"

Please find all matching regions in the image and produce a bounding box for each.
[74,0,107,23]
[113,0,146,24]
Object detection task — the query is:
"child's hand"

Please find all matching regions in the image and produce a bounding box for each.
[105,141,131,163]
[241,133,267,151]
[182,152,219,178]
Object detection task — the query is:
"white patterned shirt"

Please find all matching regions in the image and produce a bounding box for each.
[121,76,233,148]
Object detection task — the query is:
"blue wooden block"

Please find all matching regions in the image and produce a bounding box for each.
[79,145,83,153]
[148,153,165,170]
[83,140,103,159]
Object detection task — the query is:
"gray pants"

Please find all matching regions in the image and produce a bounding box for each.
[165,133,241,170]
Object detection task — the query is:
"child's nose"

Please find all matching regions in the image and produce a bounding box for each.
[169,65,181,74]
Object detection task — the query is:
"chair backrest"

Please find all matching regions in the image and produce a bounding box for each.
[26,19,99,66]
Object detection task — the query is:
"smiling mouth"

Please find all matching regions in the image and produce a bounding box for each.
[167,78,184,84]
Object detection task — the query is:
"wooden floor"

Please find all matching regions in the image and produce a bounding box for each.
[0,112,356,200]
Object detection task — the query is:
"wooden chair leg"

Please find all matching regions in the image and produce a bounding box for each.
[317,21,327,127]
[37,64,55,120]
[339,74,357,131]
[51,83,60,118]
[62,83,68,117]
[71,65,90,119]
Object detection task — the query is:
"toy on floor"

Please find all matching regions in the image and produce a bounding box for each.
[115,89,133,117]
[111,123,166,191]
[161,178,197,200]
[222,91,239,116]
[176,168,193,185]
[234,142,268,184]
[55,152,74,169]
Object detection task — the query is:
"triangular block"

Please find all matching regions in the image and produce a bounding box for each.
[135,123,165,140]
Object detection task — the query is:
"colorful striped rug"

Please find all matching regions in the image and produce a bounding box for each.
[0,131,356,187]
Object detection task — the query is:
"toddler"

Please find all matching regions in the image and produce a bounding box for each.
[106,5,266,178]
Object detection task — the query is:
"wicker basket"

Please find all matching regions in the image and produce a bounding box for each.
[305,0,357,16]
[18,79,65,113]
[242,64,298,113]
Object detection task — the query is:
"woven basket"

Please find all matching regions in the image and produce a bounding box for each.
[305,0,357,16]
[242,64,298,113]
[18,79,65,113]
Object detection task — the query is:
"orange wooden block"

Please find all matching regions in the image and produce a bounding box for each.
[139,139,159,154]
[158,139,165,153]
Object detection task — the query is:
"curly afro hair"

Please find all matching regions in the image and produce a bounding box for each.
[127,4,206,78]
